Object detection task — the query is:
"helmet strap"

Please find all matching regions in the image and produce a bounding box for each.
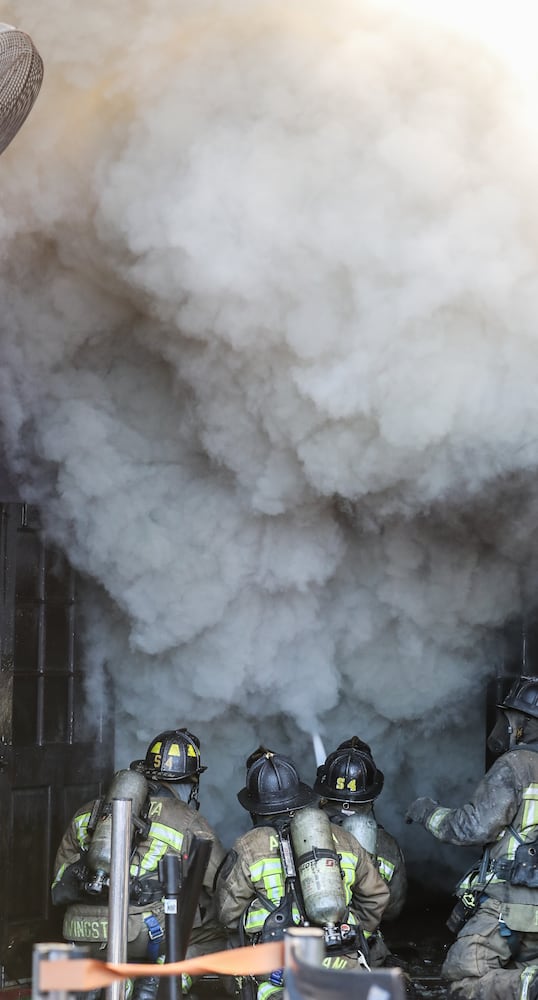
[506,710,526,748]
[188,781,200,810]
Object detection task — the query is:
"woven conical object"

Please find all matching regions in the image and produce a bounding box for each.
[0,23,43,155]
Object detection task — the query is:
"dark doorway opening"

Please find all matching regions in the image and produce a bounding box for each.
[0,502,113,982]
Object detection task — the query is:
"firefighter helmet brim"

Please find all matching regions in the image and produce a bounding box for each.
[238,751,318,815]
[237,779,317,814]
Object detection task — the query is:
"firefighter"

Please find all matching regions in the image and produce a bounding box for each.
[314,737,407,966]
[216,749,390,1000]
[406,677,538,1000]
[51,728,226,1000]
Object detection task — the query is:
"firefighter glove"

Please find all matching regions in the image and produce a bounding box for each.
[405,796,438,826]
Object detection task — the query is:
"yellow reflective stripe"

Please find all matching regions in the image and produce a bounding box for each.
[248,858,285,905]
[134,823,184,874]
[245,902,270,933]
[245,856,298,935]
[52,811,92,888]
[426,807,451,835]
[148,822,184,852]
[378,857,395,882]
[74,811,92,849]
[244,901,301,934]
[503,836,519,863]
[133,840,166,875]
[521,785,538,838]
[338,850,356,906]
[250,858,282,880]
[250,857,281,873]
[257,982,282,1000]
[520,964,537,1000]
[52,862,67,888]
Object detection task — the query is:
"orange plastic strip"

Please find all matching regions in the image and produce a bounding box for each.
[40,942,285,992]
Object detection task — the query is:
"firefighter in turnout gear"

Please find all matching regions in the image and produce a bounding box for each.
[406,677,538,1000]
[314,737,407,967]
[216,750,390,1000]
[51,728,226,1000]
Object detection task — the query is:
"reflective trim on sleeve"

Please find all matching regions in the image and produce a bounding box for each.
[257,980,283,1000]
[249,857,285,901]
[378,857,395,882]
[426,808,451,835]
[244,899,302,935]
[51,862,67,889]
[132,823,184,875]
[520,785,538,842]
[52,810,92,888]
[337,849,357,906]
[74,811,92,849]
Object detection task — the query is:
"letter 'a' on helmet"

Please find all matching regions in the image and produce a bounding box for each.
[314,744,384,803]
[135,728,207,782]
[500,677,538,720]
[238,752,318,815]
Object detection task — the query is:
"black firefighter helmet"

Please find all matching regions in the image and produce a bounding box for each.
[314,743,384,803]
[132,727,207,782]
[500,677,538,719]
[238,751,317,816]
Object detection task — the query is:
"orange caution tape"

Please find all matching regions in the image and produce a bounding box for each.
[39,942,285,992]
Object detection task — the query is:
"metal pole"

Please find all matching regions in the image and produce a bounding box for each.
[283,927,324,1000]
[32,942,89,1000]
[157,853,182,1000]
[107,798,132,1000]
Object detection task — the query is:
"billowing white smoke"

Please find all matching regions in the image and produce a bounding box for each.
[1,0,538,883]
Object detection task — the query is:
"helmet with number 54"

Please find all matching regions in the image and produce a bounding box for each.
[315,737,407,932]
[314,740,384,803]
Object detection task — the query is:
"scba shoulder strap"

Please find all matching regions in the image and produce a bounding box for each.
[257,826,306,942]
[143,913,164,960]
[258,887,296,942]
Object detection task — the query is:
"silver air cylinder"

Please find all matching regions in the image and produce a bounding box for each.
[290,807,347,927]
[86,769,149,894]
[341,810,378,856]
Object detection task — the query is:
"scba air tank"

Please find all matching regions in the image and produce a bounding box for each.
[290,807,347,926]
[341,811,378,856]
[86,768,149,894]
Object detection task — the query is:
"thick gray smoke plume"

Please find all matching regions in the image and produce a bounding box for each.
[2,0,538,881]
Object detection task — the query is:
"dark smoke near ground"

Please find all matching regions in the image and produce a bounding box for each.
[1,0,538,885]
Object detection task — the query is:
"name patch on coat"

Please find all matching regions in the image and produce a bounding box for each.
[64,916,108,941]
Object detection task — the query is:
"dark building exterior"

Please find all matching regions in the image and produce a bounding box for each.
[0,488,113,982]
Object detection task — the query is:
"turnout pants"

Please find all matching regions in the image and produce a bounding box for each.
[442,897,538,1000]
